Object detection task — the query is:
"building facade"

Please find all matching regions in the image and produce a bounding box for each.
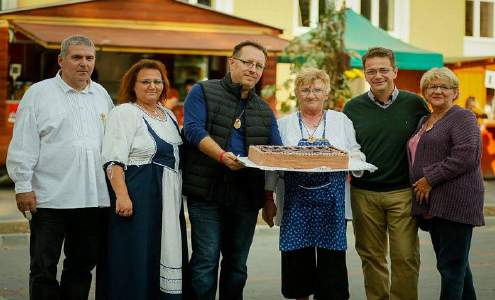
[0,0,287,169]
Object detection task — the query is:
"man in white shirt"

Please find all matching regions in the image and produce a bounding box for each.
[6,35,113,300]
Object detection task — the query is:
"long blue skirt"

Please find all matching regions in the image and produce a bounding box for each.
[99,164,188,300]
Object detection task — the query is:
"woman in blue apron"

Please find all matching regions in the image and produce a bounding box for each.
[263,68,365,300]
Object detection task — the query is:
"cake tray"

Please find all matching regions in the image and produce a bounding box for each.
[237,157,377,173]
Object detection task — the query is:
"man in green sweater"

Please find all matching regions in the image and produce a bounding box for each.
[343,47,429,300]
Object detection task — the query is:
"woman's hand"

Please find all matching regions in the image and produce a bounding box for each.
[262,191,277,227]
[116,194,133,217]
[106,164,133,217]
[413,177,432,204]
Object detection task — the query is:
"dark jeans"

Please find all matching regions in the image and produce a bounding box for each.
[429,218,477,300]
[29,207,107,300]
[187,200,259,300]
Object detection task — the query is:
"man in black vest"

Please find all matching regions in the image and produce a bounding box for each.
[183,40,282,300]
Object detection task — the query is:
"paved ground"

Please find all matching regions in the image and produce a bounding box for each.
[1,219,495,300]
[0,181,494,299]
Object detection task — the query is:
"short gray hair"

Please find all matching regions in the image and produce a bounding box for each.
[59,35,95,58]
[420,67,459,96]
[232,40,268,60]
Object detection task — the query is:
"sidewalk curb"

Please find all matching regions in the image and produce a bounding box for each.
[0,212,268,234]
[0,220,29,235]
[2,218,494,244]
[484,206,495,216]
[0,224,278,246]
[1,206,494,235]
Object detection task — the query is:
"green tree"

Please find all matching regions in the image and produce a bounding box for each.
[263,1,351,112]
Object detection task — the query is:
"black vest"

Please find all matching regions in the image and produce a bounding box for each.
[182,74,274,208]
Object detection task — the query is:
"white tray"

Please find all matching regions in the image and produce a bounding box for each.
[237,157,377,173]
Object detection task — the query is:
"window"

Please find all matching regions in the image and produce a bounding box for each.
[294,0,344,33]
[379,0,394,31]
[1,0,18,10]
[464,0,495,56]
[299,0,311,27]
[318,0,328,20]
[466,0,495,38]
[466,0,474,36]
[480,1,494,37]
[359,0,394,31]
[185,0,212,7]
[197,0,211,6]
[299,0,341,24]
[361,0,371,20]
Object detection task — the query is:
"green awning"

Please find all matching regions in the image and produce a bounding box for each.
[345,9,443,70]
[278,9,443,71]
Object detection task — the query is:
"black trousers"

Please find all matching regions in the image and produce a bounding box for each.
[29,207,107,300]
[281,247,349,300]
[429,218,476,300]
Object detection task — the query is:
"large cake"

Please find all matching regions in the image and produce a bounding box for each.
[248,145,349,169]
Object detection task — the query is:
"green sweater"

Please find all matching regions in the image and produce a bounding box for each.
[343,90,429,192]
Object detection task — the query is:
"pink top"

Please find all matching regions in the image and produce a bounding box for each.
[408,126,433,219]
[408,127,425,166]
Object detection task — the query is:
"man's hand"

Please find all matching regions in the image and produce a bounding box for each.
[16,191,37,216]
[262,191,276,227]
[221,152,245,171]
[413,177,432,204]
[116,195,133,217]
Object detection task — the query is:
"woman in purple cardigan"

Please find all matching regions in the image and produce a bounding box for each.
[407,67,484,300]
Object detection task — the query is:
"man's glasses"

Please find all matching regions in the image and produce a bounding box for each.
[232,57,265,72]
[138,79,164,86]
[300,88,324,96]
[426,85,454,92]
[364,68,393,76]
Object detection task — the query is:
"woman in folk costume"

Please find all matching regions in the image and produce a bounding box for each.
[100,59,188,300]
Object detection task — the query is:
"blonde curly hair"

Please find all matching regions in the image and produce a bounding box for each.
[294,68,331,94]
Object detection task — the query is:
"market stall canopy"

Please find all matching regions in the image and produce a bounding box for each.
[345,9,443,70]
[279,9,443,70]
[1,0,288,55]
[10,21,288,55]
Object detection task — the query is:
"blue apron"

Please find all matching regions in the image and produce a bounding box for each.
[280,112,347,252]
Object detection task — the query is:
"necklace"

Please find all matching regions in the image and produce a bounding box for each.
[234,108,245,129]
[134,103,166,122]
[301,112,324,143]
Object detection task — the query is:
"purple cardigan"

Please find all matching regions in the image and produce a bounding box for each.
[408,105,485,226]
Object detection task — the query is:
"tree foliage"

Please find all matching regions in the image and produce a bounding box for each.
[263,2,351,112]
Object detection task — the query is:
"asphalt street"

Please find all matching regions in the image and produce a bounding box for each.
[1,218,495,300]
[1,181,494,299]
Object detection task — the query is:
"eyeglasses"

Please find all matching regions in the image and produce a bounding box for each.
[364,68,393,76]
[300,88,325,96]
[232,57,265,71]
[138,79,164,86]
[426,85,454,92]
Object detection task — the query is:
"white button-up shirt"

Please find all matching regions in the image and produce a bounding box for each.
[6,72,114,208]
